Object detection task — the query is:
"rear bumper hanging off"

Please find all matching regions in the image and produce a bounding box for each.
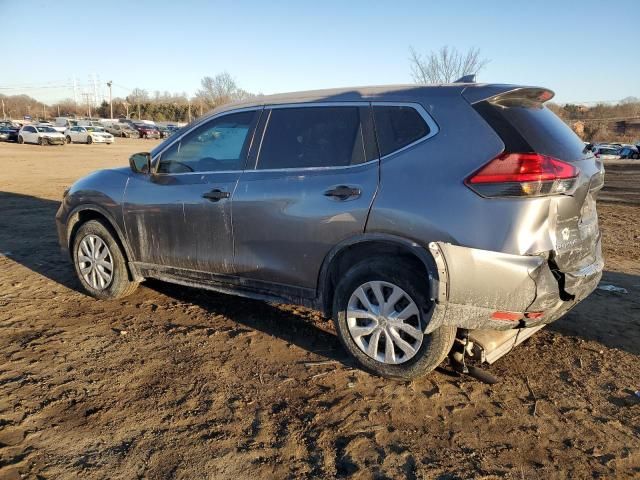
[425,240,603,334]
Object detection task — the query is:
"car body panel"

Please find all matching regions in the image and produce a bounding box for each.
[122,171,239,274]
[233,160,379,289]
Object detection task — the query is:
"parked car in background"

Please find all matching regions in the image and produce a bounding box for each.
[53,117,79,133]
[618,145,639,159]
[65,126,114,144]
[156,125,171,138]
[78,119,103,127]
[106,124,140,138]
[593,145,621,159]
[132,123,160,139]
[0,121,20,142]
[56,83,604,380]
[18,125,65,145]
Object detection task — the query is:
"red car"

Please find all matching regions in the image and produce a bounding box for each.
[133,124,160,139]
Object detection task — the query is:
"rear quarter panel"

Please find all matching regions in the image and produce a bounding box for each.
[366,91,558,257]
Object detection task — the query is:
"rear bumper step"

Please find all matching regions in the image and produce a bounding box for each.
[468,326,545,364]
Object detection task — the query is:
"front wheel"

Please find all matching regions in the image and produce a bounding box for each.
[332,259,456,380]
[39,137,47,146]
[72,220,139,299]
[17,135,24,144]
[66,135,72,144]
[86,135,93,144]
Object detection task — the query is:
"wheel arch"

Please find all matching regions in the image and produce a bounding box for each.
[317,233,441,317]
[66,205,142,282]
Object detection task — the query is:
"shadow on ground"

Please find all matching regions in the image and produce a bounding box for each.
[0,191,79,290]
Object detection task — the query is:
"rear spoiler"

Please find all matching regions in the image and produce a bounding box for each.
[462,85,555,106]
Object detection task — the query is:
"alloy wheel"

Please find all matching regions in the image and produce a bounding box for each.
[77,234,114,290]
[346,281,424,365]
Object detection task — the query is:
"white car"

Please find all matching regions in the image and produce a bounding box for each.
[18,125,66,145]
[65,126,114,144]
[593,145,621,160]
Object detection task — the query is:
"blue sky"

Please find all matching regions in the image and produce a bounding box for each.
[1,0,638,105]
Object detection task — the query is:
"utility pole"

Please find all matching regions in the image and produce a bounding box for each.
[1,99,5,119]
[107,81,113,119]
[187,99,191,123]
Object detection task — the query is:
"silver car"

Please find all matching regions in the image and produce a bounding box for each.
[55,84,604,379]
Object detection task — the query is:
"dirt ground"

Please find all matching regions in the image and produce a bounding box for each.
[0,139,639,480]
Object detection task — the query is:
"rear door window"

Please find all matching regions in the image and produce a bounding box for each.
[373,105,430,157]
[257,106,377,169]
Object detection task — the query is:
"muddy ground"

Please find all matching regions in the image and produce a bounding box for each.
[0,140,638,479]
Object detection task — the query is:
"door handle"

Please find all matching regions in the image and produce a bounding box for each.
[324,185,362,200]
[202,189,230,202]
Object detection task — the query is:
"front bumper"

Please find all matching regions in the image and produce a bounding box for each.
[425,240,603,333]
[91,136,114,143]
[45,136,65,145]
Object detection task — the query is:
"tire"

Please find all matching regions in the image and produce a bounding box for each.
[332,258,456,380]
[17,135,24,144]
[39,137,47,146]
[71,219,139,300]
[87,135,93,144]
[66,135,72,144]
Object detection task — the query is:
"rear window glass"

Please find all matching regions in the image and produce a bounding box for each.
[258,106,371,169]
[373,106,430,157]
[490,104,587,162]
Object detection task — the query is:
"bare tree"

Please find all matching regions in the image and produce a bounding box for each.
[409,46,489,84]
[195,72,249,108]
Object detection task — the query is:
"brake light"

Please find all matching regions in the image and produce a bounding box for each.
[465,152,579,197]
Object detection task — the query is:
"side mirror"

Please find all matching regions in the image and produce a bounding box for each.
[129,152,151,174]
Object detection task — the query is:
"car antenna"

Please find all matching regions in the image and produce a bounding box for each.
[454,74,476,83]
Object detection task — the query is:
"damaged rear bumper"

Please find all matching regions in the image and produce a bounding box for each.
[425,240,603,333]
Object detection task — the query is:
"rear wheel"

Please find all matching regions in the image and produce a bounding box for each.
[66,135,72,144]
[17,135,24,144]
[72,220,138,299]
[332,258,456,380]
[87,135,93,144]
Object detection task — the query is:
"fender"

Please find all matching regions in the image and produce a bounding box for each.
[316,232,443,316]
[65,203,143,282]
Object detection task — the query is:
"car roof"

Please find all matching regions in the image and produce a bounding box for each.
[208,83,532,117]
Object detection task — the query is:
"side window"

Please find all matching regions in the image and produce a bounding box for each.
[257,106,375,170]
[25,126,35,133]
[373,105,430,157]
[157,110,256,174]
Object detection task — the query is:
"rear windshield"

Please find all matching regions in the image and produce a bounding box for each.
[477,102,587,162]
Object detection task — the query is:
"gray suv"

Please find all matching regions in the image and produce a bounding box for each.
[56,84,604,379]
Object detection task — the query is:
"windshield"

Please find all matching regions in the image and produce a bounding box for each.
[87,127,105,132]
[36,126,56,133]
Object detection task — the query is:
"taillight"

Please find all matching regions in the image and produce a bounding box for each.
[465,152,579,197]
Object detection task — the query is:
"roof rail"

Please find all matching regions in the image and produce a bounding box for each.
[454,74,476,83]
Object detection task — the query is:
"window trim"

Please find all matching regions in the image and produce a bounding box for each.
[371,102,439,160]
[253,101,376,173]
[151,106,263,176]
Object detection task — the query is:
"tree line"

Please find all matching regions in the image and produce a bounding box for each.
[1,72,251,123]
[3,58,638,143]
